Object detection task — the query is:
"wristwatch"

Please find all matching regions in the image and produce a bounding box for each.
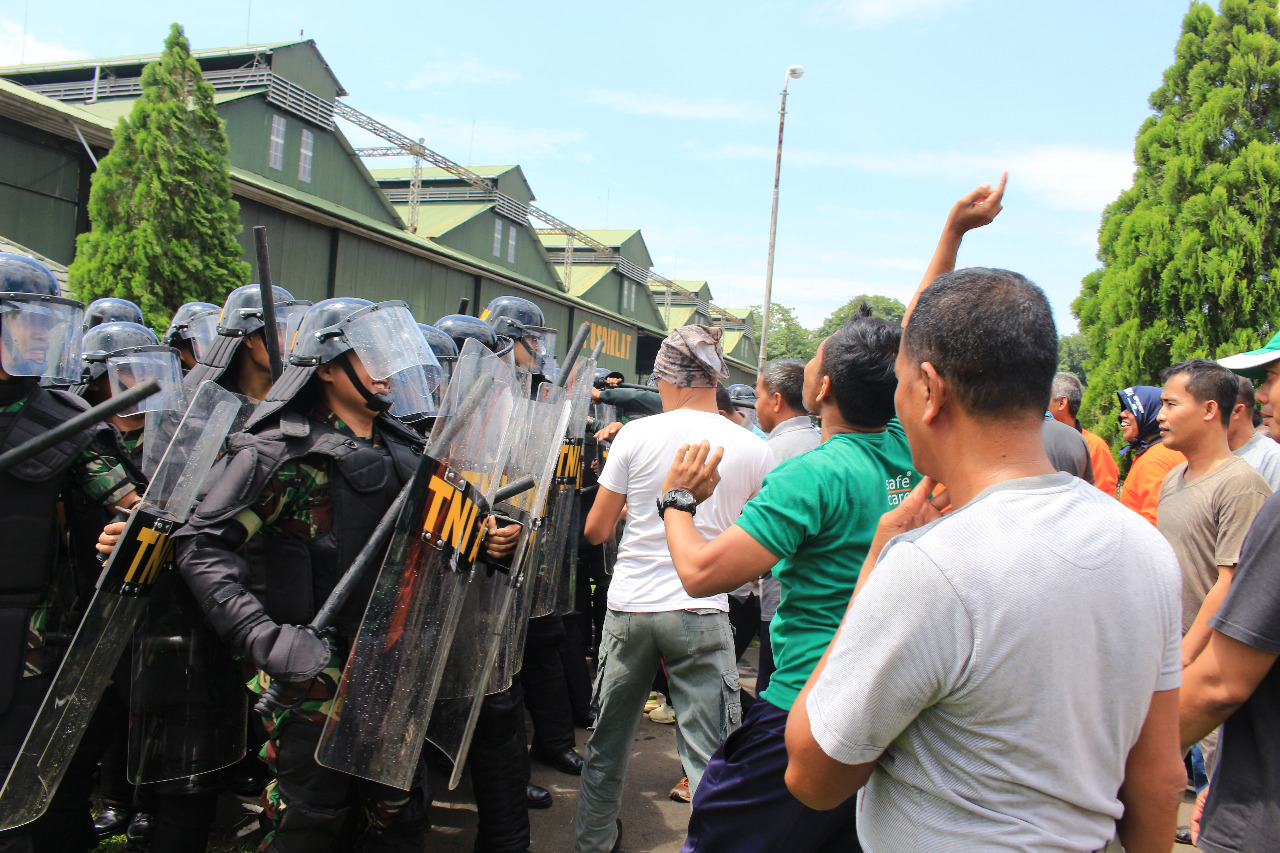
[658,488,697,519]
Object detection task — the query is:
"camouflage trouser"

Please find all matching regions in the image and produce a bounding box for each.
[248,661,428,852]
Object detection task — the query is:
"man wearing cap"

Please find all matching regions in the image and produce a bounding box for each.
[573,326,775,853]
[1179,331,1280,852]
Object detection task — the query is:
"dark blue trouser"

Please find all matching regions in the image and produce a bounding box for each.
[682,698,860,853]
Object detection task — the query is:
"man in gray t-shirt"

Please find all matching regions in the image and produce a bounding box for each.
[1043,413,1094,483]
[784,253,1186,852]
[1227,376,1280,490]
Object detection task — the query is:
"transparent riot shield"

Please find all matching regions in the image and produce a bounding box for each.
[529,355,597,617]
[142,390,250,479]
[127,570,249,785]
[426,378,571,790]
[314,341,519,791]
[0,381,247,831]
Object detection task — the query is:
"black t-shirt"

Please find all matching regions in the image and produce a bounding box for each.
[1199,490,1280,853]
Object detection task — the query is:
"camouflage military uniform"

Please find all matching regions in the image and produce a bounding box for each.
[176,406,425,853]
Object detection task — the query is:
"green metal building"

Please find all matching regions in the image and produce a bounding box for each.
[0,40,758,381]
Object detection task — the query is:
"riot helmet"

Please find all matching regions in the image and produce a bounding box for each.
[727,383,760,428]
[0,253,83,383]
[482,295,558,375]
[81,322,185,416]
[161,301,220,360]
[435,313,499,354]
[252,298,443,428]
[418,321,458,403]
[83,297,144,331]
[187,284,311,385]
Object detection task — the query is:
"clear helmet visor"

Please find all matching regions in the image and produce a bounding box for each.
[515,328,558,376]
[386,363,447,421]
[343,304,441,382]
[274,303,310,354]
[184,310,221,362]
[0,297,84,382]
[105,350,186,416]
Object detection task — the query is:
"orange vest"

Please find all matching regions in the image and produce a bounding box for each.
[1082,429,1119,498]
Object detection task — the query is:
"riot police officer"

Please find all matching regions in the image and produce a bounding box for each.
[82,297,144,331]
[160,302,220,374]
[0,255,141,852]
[482,297,586,785]
[173,298,439,852]
[184,284,310,401]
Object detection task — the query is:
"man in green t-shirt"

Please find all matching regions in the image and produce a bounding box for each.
[658,306,918,852]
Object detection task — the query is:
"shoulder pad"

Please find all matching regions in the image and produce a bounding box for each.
[190,431,296,524]
[4,387,103,483]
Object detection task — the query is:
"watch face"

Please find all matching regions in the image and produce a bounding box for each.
[660,488,696,517]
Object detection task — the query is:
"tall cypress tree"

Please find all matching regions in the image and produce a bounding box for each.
[1073,0,1280,443]
[69,23,249,330]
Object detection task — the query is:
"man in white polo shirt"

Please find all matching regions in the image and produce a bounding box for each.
[785,264,1187,853]
[573,326,775,853]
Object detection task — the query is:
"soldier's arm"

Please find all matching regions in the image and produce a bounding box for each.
[72,445,140,510]
[174,456,328,682]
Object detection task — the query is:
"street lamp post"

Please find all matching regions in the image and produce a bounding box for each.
[758,64,804,370]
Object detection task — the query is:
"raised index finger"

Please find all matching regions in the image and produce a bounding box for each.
[986,171,1008,207]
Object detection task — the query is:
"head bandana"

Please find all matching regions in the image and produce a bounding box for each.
[652,325,730,388]
[1117,385,1164,458]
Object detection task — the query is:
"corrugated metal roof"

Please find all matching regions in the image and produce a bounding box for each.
[0,42,302,75]
[74,89,262,122]
[388,201,493,237]
[370,165,518,181]
[556,264,613,295]
[537,229,641,249]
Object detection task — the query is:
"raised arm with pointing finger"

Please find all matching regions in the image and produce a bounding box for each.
[903,172,1008,327]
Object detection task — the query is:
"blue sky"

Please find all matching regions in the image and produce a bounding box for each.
[1,0,1199,332]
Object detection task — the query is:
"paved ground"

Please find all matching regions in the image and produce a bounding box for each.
[184,645,1200,853]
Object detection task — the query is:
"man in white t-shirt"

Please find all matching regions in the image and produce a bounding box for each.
[573,325,775,853]
[783,243,1187,848]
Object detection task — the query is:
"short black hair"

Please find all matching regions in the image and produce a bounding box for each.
[902,268,1057,419]
[607,370,625,380]
[1161,358,1239,427]
[1050,372,1083,418]
[759,358,807,413]
[819,303,900,428]
[1237,375,1256,409]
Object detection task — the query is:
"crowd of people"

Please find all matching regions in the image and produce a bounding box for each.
[0,170,1276,853]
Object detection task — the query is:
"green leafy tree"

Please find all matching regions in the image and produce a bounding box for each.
[1058,333,1090,386]
[69,23,249,330]
[1073,0,1280,444]
[750,303,816,361]
[815,294,906,340]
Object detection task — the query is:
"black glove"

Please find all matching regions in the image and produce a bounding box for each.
[245,622,332,683]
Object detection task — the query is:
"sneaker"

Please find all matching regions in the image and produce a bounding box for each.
[648,703,675,724]
[643,691,665,713]
[669,777,691,803]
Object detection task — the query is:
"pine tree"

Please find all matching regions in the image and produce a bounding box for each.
[1073,0,1280,442]
[68,23,249,331]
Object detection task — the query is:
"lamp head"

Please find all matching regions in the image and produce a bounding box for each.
[788,65,805,79]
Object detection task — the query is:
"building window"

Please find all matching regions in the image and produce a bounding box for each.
[507,225,517,263]
[493,218,503,256]
[269,114,286,170]
[298,129,314,183]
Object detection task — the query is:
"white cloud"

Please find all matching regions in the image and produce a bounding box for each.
[816,0,967,29]
[692,141,1135,213]
[582,89,754,120]
[339,111,585,165]
[0,20,89,65]
[401,57,521,90]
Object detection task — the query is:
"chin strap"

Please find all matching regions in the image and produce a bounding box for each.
[338,351,393,413]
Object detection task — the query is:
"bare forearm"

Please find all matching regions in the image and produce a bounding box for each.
[664,513,772,598]
[904,227,964,327]
[1182,568,1234,667]
[1116,773,1185,853]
